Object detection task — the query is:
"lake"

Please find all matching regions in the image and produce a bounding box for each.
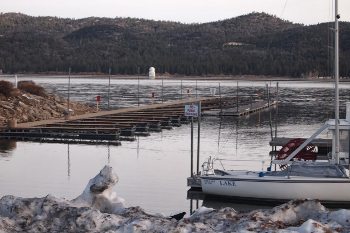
[0,76,350,215]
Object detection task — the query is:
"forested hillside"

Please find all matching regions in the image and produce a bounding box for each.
[0,12,349,77]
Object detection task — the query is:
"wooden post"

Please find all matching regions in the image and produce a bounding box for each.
[7,119,17,128]
[96,95,101,112]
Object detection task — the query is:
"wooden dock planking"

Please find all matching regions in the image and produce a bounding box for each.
[4,97,211,129]
[220,100,277,116]
[95,115,172,120]
[93,116,173,129]
[4,137,122,146]
[73,119,159,124]
[0,127,121,141]
[0,96,277,145]
[8,126,120,133]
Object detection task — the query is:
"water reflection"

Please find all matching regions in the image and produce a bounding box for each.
[0,140,17,154]
[188,189,274,213]
[67,144,71,178]
[0,78,349,215]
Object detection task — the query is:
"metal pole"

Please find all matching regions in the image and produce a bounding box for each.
[275,82,279,139]
[137,67,140,107]
[250,95,253,109]
[267,83,273,142]
[274,82,279,153]
[190,199,193,215]
[196,80,198,99]
[334,0,340,164]
[67,67,71,113]
[266,83,270,107]
[161,76,164,103]
[236,81,239,113]
[180,80,183,100]
[107,144,110,164]
[191,116,194,177]
[67,143,70,178]
[14,74,18,88]
[196,101,201,174]
[219,83,222,114]
[108,67,111,110]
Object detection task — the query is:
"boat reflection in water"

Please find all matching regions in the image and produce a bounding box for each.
[187,188,273,214]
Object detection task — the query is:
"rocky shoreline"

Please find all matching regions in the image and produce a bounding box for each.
[0,80,95,126]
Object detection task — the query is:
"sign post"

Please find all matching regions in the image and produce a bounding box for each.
[185,103,200,177]
[96,95,101,111]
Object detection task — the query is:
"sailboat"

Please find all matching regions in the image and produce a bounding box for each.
[199,1,350,205]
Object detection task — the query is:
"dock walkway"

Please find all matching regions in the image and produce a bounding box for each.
[202,100,277,116]
[0,96,276,145]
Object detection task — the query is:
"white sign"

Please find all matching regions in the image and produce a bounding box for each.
[185,104,199,117]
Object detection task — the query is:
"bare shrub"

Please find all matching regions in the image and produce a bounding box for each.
[18,81,47,97]
[0,80,16,97]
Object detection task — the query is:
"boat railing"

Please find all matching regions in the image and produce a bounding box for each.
[202,157,271,175]
[284,160,349,178]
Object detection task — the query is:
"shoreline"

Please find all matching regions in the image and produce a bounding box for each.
[1,74,350,82]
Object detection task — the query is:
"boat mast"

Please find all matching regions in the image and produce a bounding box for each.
[334,0,340,163]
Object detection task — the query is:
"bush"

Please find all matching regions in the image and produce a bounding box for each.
[0,80,16,97]
[18,81,47,97]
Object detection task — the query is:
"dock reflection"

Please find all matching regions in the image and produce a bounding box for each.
[0,140,17,153]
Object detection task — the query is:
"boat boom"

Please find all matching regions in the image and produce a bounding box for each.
[272,123,329,165]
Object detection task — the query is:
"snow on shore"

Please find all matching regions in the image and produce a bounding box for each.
[1,166,350,232]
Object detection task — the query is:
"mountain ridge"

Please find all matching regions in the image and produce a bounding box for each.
[0,12,349,77]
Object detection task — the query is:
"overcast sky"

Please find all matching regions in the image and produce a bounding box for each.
[2,0,349,25]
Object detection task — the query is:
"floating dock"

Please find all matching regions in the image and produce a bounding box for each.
[0,96,277,146]
[202,100,277,116]
[0,97,232,145]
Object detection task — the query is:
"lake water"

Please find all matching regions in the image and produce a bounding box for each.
[1,76,350,215]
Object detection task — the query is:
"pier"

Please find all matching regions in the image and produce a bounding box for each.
[0,96,277,145]
[202,100,277,116]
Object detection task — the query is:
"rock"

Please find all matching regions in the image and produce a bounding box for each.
[0,87,95,124]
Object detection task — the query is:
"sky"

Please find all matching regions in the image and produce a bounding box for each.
[1,0,350,25]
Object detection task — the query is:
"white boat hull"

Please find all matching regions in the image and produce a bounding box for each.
[201,173,350,203]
